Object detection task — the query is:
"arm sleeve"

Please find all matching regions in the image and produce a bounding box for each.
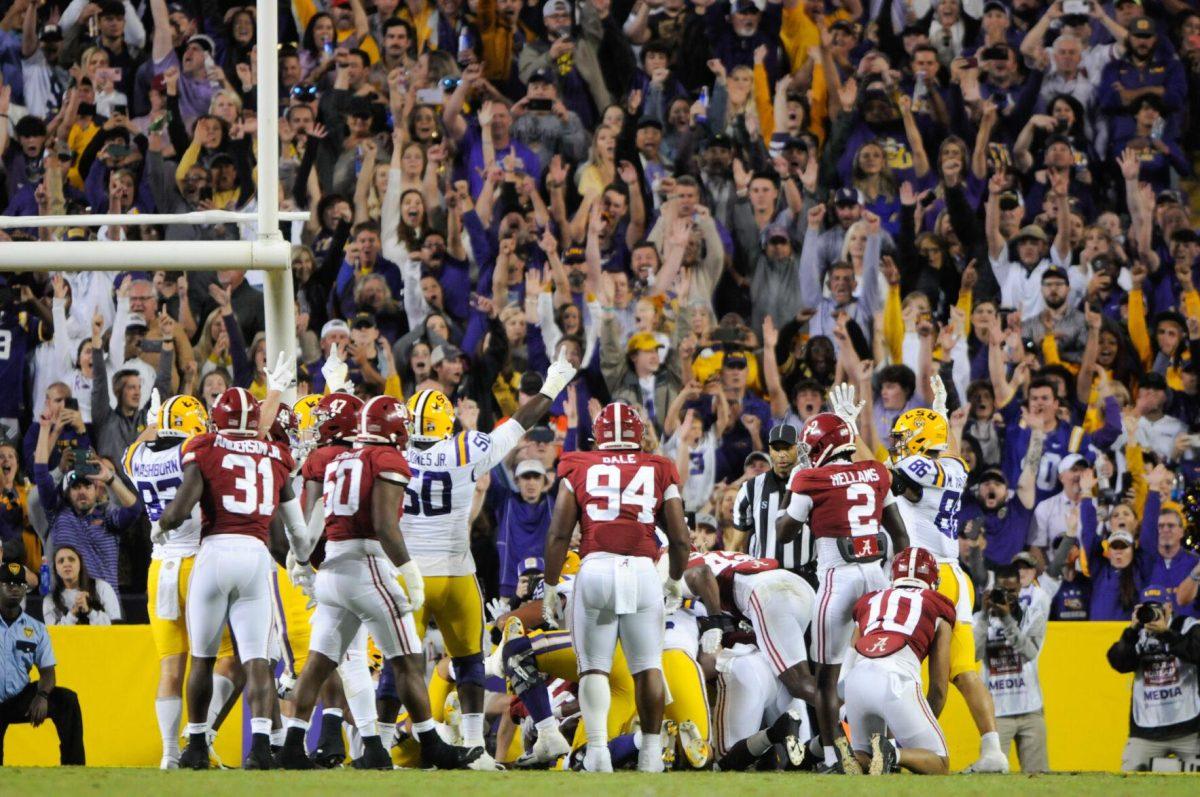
[473,421,528,477]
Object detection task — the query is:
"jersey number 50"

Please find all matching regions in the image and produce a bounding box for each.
[404,470,452,517]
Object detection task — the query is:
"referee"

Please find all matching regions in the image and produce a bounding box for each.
[731,425,812,577]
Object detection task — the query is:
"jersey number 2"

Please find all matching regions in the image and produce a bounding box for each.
[221,454,275,516]
[846,482,879,537]
[584,464,656,523]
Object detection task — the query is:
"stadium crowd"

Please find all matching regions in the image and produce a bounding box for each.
[0,0,1200,775]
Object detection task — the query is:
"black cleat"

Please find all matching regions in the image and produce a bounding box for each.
[311,744,346,768]
[178,740,210,770]
[420,739,484,770]
[244,746,275,770]
[278,729,316,770]
[352,736,393,770]
[869,734,899,775]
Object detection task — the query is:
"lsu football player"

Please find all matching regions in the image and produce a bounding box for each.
[400,352,577,767]
[886,377,1008,773]
[123,391,241,769]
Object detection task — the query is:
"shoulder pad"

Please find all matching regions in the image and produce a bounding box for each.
[893,455,944,488]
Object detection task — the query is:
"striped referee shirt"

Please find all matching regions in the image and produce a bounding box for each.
[733,469,812,571]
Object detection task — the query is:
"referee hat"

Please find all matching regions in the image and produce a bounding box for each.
[767,424,798,446]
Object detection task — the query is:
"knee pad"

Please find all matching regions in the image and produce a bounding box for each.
[375,660,398,702]
[452,653,486,689]
[501,636,543,695]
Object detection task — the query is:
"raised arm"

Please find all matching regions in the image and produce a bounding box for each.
[150,0,173,63]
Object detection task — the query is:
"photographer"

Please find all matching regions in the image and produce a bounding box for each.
[975,564,1051,773]
[1106,585,1200,771]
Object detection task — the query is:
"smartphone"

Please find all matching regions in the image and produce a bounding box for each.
[441,77,461,91]
[106,145,131,159]
[527,98,553,112]
[198,186,214,201]
[1151,118,1165,141]
[64,397,79,411]
[323,40,334,56]
[415,87,446,105]
[112,103,128,117]
[71,447,98,477]
[1062,0,1088,14]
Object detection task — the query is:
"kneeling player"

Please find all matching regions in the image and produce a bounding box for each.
[843,547,954,775]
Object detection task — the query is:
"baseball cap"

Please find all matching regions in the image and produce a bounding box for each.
[320,319,350,339]
[982,0,1009,14]
[833,187,862,206]
[768,424,798,446]
[350,311,376,329]
[39,24,63,41]
[187,34,216,54]
[636,117,664,131]
[694,512,719,530]
[1012,551,1038,569]
[526,425,555,443]
[1014,224,1048,243]
[520,556,546,574]
[1129,17,1155,37]
[543,0,569,16]
[1141,371,1168,391]
[1140,584,1168,604]
[0,561,27,585]
[1158,189,1184,206]
[1057,453,1091,473]
[562,246,585,264]
[515,459,547,478]
[527,67,556,86]
[979,467,1007,484]
[704,133,733,150]
[764,222,791,244]
[126,313,149,331]
[722,352,748,369]
[626,331,659,353]
[1108,530,1135,548]
[1041,266,1069,284]
[744,451,771,469]
[733,0,761,12]
[430,344,464,366]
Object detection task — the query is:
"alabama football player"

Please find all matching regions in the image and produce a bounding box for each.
[843,546,955,775]
[775,410,909,772]
[543,402,692,773]
[399,351,577,766]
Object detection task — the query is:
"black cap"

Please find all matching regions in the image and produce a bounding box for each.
[1129,17,1155,37]
[1041,266,1069,283]
[98,0,125,17]
[519,371,544,396]
[636,117,663,131]
[209,152,235,169]
[704,133,733,150]
[350,311,376,329]
[1141,372,1168,391]
[0,561,27,585]
[982,0,1009,14]
[733,0,761,12]
[347,96,374,118]
[1159,189,1185,206]
[767,424,798,446]
[722,352,748,369]
[526,425,555,443]
[527,67,556,86]
[1172,227,1200,244]
[39,24,63,41]
[979,467,1008,484]
[833,187,861,206]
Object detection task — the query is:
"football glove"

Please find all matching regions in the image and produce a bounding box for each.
[321,343,349,394]
[540,349,578,400]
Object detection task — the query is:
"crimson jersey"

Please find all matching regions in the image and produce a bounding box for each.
[852,587,955,661]
[301,443,353,496]
[788,460,891,563]
[688,550,779,613]
[558,450,682,559]
[182,432,295,542]
[320,445,412,542]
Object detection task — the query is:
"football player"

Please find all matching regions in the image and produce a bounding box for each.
[887,378,1009,773]
[843,546,955,775]
[543,402,692,772]
[278,396,481,770]
[775,409,909,773]
[399,351,577,766]
[123,391,241,769]
[161,372,315,770]
[709,640,808,771]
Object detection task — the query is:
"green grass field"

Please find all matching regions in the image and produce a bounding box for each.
[4,769,1198,796]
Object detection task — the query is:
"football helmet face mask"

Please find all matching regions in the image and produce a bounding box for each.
[157,394,208,440]
[797,412,856,468]
[358,396,411,447]
[293,393,323,454]
[211,387,260,437]
[891,546,940,590]
[406,389,455,442]
[890,408,949,462]
[593,402,644,450]
[269,402,300,448]
[312,393,363,446]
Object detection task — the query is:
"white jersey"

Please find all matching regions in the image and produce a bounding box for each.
[892,454,968,562]
[402,421,525,576]
[665,598,705,654]
[123,438,200,559]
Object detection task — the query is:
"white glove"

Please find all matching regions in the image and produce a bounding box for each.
[485,597,510,624]
[266,351,296,393]
[148,388,162,429]
[663,577,684,614]
[321,343,349,394]
[700,628,723,655]
[397,560,424,614]
[930,374,948,418]
[829,382,865,426]
[276,671,297,701]
[149,520,167,545]
[286,550,316,608]
[540,349,578,400]
[542,582,562,628]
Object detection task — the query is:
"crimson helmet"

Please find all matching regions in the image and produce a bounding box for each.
[269,402,299,446]
[358,395,411,446]
[891,546,940,590]
[314,392,363,445]
[593,402,644,450]
[211,387,260,437]
[798,412,856,467]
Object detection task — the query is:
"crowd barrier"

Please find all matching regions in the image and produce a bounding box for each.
[7,622,1134,771]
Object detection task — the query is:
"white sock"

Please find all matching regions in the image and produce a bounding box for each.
[250,717,272,736]
[378,722,397,748]
[156,697,182,757]
[823,745,837,767]
[462,712,484,746]
[323,708,344,720]
[535,716,560,735]
[981,731,1001,756]
[347,724,364,758]
[638,732,664,772]
[186,722,209,737]
[896,748,906,767]
[270,728,284,746]
[579,674,611,749]
[285,716,311,732]
[746,729,771,758]
[412,718,436,735]
[207,675,235,729]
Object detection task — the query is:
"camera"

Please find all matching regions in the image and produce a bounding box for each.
[989,587,1009,607]
[1136,604,1163,626]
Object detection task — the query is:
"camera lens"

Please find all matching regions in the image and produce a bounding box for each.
[1136,604,1159,625]
[989,588,1008,605]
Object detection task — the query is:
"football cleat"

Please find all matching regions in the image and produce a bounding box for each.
[515,724,572,768]
[869,734,899,775]
[351,737,393,770]
[178,741,209,770]
[965,750,1010,773]
[278,729,316,770]
[834,736,862,775]
[677,720,711,768]
[420,738,484,770]
[783,735,806,769]
[466,748,505,771]
[243,739,275,770]
[159,754,179,770]
[582,745,614,772]
[661,720,679,768]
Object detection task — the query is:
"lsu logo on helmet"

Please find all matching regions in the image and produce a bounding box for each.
[157,395,208,439]
[406,389,455,442]
[890,408,948,459]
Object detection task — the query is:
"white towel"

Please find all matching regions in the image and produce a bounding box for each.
[613,557,638,615]
[156,556,183,620]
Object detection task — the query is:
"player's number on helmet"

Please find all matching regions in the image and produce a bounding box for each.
[584,464,656,523]
[403,470,452,517]
[863,589,924,637]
